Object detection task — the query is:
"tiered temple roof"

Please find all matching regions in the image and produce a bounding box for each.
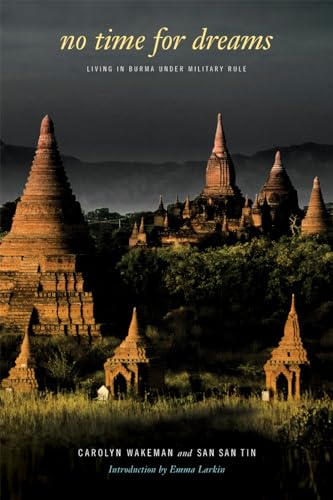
[2,331,38,392]
[0,115,100,338]
[0,115,93,258]
[264,295,309,400]
[104,308,164,397]
[259,151,299,210]
[268,294,309,365]
[202,113,242,198]
[301,177,331,235]
[110,307,150,363]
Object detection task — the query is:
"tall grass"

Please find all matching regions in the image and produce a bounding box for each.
[1,392,332,498]
[1,391,330,447]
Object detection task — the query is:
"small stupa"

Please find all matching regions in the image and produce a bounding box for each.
[2,331,38,392]
[264,294,309,400]
[104,307,164,398]
[301,177,331,235]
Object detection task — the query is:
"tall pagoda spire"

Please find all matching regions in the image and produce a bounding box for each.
[129,218,147,247]
[127,307,140,341]
[154,195,167,227]
[15,330,33,368]
[131,221,139,238]
[139,216,145,234]
[0,115,101,338]
[203,113,242,200]
[0,115,93,257]
[259,150,299,209]
[182,195,191,219]
[268,294,309,364]
[301,177,330,235]
[252,193,259,209]
[222,215,229,233]
[163,213,169,229]
[158,195,165,212]
[212,113,227,157]
[110,307,150,359]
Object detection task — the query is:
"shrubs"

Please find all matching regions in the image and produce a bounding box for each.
[278,400,333,497]
[0,335,120,391]
[279,400,333,451]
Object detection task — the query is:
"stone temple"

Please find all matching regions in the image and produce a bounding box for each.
[129,113,313,247]
[104,307,164,398]
[2,330,38,392]
[0,115,100,338]
[264,294,310,400]
[301,177,332,236]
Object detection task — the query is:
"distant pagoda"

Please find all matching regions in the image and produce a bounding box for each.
[259,151,299,233]
[154,195,167,227]
[264,294,309,400]
[0,115,100,338]
[104,307,164,398]
[301,176,331,235]
[129,216,148,247]
[2,330,38,392]
[199,113,244,218]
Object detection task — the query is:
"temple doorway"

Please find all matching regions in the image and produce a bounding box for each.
[114,374,127,398]
[276,373,288,400]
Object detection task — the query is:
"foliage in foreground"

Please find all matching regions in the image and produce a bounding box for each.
[1,393,332,498]
[0,391,331,448]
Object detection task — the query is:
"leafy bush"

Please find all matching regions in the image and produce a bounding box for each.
[279,401,333,451]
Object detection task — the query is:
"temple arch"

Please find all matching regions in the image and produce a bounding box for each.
[264,294,310,401]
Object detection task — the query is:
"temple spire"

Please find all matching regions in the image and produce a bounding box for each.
[272,150,283,171]
[131,221,138,238]
[278,294,308,359]
[139,216,145,234]
[15,330,34,368]
[0,114,93,257]
[164,213,169,229]
[264,294,309,401]
[301,177,330,235]
[182,195,191,219]
[37,114,55,148]
[212,113,226,157]
[1,330,38,392]
[253,193,259,209]
[259,150,297,202]
[158,195,165,211]
[128,307,140,340]
[222,215,229,232]
[0,115,100,338]
[203,113,240,198]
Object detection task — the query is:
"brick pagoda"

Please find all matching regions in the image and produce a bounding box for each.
[264,294,309,400]
[197,112,245,217]
[259,150,300,234]
[0,115,100,338]
[2,330,38,392]
[301,176,331,235]
[104,307,164,398]
[129,217,148,248]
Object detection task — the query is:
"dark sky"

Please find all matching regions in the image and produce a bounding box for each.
[1,0,332,162]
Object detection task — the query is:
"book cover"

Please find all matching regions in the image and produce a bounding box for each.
[1,1,332,498]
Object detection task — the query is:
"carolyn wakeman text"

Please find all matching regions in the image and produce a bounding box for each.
[77,447,256,458]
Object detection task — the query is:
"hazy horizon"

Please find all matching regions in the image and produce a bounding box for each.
[1,1,332,161]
